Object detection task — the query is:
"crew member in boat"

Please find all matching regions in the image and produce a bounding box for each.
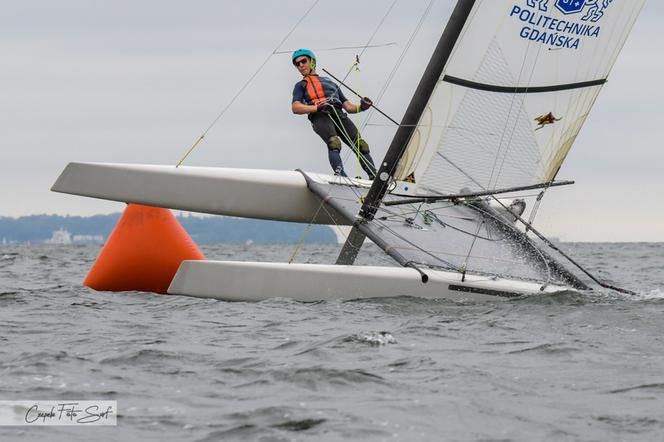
[291,49,377,179]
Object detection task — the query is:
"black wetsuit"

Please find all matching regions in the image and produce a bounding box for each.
[292,75,376,178]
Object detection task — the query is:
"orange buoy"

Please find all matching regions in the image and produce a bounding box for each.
[84,204,205,294]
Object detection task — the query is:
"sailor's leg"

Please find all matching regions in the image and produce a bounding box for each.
[327,136,347,177]
[337,114,376,180]
[311,114,347,176]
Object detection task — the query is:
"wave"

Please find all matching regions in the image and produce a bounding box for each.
[508,342,581,355]
[272,418,326,431]
[516,286,664,305]
[100,349,180,365]
[516,290,598,305]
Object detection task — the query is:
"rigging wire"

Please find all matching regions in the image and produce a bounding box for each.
[372,218,458,269]
[468,202,554,289]
[273,42,397,54]
[340,0,399,84]
[175,0,321,167]
[424,210,504,242]
[460,220,484,282]
[361,0,435,132]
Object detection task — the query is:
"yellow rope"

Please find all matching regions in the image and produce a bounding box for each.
[288,224,313,264]
[288,177,348,264]
[176,135,205,168]
[352,57,362,179]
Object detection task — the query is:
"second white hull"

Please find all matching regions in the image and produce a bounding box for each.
[167,260,572,302]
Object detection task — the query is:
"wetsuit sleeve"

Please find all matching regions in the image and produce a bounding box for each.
[292,82,306,103]
[336,87,348,104]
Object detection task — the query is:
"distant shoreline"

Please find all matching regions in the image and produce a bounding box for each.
[0,213,338,245]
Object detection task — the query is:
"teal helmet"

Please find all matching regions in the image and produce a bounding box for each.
[292,48,316,67]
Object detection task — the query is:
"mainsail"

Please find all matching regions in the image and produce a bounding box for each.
[325,0,645,289]
[394,0,646,196]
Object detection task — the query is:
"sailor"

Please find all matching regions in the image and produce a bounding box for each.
[291,49,377,179]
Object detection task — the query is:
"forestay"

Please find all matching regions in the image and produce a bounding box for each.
[393,0,646,197]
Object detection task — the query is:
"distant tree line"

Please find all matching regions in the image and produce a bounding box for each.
[0,213,337,244]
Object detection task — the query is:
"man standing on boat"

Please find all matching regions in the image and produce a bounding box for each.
[291,49,377,179]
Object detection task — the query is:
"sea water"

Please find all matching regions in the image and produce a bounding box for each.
[0,243,663,441]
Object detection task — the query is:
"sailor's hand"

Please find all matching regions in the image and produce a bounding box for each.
[360,97,373,111]
[317,102,332,113]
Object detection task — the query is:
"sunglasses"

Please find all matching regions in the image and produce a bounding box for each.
[294,58,309,66]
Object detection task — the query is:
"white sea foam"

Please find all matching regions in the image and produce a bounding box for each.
[631,288,664,301]
[355,331,397,346]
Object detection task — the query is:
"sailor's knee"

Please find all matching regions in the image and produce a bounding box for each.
[358,139,370,154]
[327,136,342,151]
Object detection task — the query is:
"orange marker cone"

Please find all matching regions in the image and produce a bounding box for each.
[84,204,205,294]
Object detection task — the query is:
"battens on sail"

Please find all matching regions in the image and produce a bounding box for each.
[394,0,646,197]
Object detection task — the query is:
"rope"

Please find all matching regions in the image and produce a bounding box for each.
[175,0,321,167]
[326,107,374,184]
[288,225,313,264]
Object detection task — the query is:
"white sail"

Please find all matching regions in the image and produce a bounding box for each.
[394,0,646,196]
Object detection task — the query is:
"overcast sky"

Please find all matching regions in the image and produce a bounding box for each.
[1,0,662,241]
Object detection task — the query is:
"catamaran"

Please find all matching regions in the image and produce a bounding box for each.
[51,0,647,301]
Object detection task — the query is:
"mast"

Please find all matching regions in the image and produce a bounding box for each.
[337,0,477,265]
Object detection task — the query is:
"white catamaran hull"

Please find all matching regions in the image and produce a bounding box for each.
[167,261,571,302]
[51,162,367,225]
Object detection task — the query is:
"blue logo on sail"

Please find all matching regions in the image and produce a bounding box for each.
[512,0,614,50]
[525,0,614,22]
[556,0,586,15]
